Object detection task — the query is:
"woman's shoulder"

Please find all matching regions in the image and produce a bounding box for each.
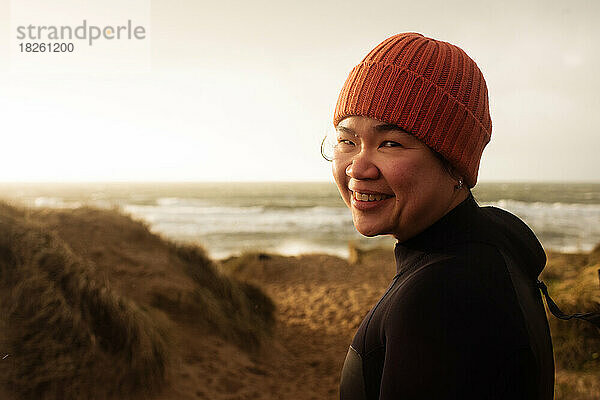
[390,240,526,321]
[405,240,511,291]
[385,244,531,344]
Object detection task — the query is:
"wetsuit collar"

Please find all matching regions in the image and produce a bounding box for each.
[394,192,479,274]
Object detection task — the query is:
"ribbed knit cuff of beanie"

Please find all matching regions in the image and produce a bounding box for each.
[333,32,492,188]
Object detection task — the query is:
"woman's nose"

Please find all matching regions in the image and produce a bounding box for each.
[345,154,380,180]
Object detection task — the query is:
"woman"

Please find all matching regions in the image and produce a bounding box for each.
[327,33,554,399]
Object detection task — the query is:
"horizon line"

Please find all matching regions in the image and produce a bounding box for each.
[0,179,599,185]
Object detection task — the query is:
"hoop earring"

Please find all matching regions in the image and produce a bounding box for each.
[454,178,464,190]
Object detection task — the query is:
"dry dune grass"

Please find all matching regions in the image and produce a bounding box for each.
[541,248,600,371]
[0,204,168,400]
[26,204,275,352]
[155,242,275,350]
[541,246,600,399]
[0,202,275,400]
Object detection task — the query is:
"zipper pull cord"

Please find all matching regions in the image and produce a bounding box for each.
[536,279,600,328]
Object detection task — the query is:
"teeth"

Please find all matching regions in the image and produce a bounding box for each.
[352,191,389,202]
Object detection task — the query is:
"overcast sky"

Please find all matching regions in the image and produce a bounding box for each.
[0,0,598,182]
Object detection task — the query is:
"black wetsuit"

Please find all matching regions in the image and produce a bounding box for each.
[339,193,554,400]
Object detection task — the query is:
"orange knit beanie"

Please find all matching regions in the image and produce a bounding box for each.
[333,32,492,188]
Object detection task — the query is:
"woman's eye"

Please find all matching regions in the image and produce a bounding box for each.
[381,140,402,148]
[333,138,356,154]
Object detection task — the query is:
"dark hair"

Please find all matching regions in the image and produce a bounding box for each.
[431,150,455,176]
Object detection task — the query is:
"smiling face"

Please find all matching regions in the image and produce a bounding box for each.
[332,116,468,242]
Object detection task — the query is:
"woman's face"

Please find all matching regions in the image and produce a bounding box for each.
[332,116,466,242]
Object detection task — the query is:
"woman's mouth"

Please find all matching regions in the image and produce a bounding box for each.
[349,190,394,210]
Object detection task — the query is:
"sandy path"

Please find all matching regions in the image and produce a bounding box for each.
[153,251,397,400]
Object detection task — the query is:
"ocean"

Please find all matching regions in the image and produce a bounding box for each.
[1,182,599,260]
